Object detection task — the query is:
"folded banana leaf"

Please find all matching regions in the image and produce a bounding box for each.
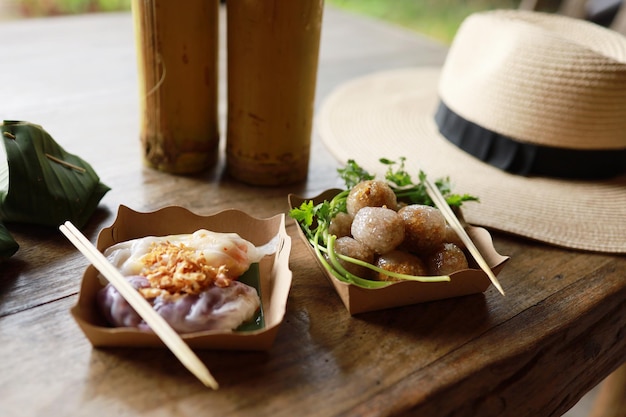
[0,221,18,260]
[0,120,110,229]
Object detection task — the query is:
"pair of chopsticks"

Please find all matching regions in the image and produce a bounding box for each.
[422,179,506,296]
[59,221,219,389]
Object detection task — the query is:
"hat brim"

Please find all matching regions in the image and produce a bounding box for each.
[317,67,626,253]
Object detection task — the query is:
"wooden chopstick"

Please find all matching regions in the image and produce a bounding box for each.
[59,221,219,389]
[423,180,506,296]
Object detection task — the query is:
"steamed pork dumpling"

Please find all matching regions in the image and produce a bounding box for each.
[333,236,375,279]
[346,180,397,216]
[105,229,269,290]
[444,224,465,249]
[398,204,447,254]
[376,250,428,282]
[328,212,354,238]
[97,229,272,333]
[98,276,260,333]
[425,243,469,275]
[351,206,404,254]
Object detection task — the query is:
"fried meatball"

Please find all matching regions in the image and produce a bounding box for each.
[328,212,353,238]
[398,204,446,254]
[346,180,397,216]
[333,236,375,279]
[376,250,428,282]
[425,243,469,275]
[351,206,405,254]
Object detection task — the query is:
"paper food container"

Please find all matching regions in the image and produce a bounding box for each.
[70,205,292,350]
[288,189,509,315]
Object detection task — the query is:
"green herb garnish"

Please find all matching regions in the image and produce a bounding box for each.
[380,157,478,207]
[289,158,479,288]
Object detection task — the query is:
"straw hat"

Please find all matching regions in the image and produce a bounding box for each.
[317,9,626,253]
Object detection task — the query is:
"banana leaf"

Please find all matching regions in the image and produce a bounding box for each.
[0,221,18,260]
[0,120,110,229]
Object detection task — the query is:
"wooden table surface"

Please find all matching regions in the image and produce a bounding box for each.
[1,6,625,417]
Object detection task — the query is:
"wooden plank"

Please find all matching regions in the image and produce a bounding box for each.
[0,6,624,417]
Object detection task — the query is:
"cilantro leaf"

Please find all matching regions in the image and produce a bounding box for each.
[289,157,479,288]
[337,159,374,189]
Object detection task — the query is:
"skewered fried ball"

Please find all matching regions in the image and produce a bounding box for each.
[425,243,469,275]
[376,250,428,281]
[398,204,447,254]
[351,206,404,254]
[333,236,375,279]
[346,180,397,216]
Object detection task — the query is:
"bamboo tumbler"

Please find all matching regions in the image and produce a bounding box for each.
[226,0,324,186]
[132,0,220,174]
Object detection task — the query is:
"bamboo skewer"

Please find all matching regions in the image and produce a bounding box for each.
[423,179,506,296]
[59,221,219,389]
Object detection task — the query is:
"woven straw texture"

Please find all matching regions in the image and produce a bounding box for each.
[317,65,626,253]
[318,10,626,253]
[439,10,626,150]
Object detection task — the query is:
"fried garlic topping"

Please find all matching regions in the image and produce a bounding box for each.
[138,241,231,299]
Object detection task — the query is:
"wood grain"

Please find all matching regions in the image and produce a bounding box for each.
[0,6,623,417]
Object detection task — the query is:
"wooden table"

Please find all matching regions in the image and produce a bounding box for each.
[1,6,624,417]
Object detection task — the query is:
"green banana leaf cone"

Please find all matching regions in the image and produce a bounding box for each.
[0,121,110,258]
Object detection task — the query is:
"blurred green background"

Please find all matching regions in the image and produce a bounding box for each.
[327,0,523,43]
[8,0,563,44]
[16,0,130,16]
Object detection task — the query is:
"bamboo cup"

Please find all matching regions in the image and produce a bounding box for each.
[132,0,220,174]
[226,0,324,186]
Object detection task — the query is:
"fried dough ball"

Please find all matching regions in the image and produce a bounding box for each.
[328,212,353,238]
[351,206,405,254]
[346,180,397,216]
[376,250,428,282]
[333,236,375,279]
[398,204,446,254]
[425,243,469,275]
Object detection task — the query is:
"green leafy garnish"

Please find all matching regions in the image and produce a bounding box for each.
[290,189,349,245]
[337,159,375,189]
[380,157,478,207]
[289,158,479,288]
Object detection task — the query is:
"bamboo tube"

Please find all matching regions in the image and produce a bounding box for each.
[226,0,324,186]
[132,0,220,174]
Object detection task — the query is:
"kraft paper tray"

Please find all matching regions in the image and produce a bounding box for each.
[70,205,292,350]
[288,189,509,315]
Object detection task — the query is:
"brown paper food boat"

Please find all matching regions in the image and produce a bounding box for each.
[70,205,292,350]
[288,189,509,315]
